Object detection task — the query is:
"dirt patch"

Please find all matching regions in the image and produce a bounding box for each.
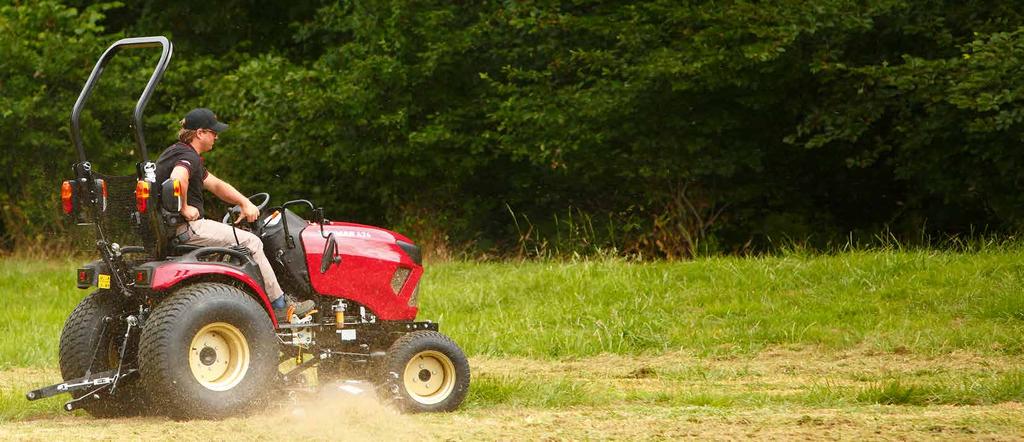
[474,346,1022,380]
[473,345,1024,399]
[3,403,1022,441]
[413,404,1024,441]
[3,348,1022,440]
[1,391,423,441]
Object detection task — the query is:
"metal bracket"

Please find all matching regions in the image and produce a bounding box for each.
[25,368,136,403]
[27,314,141,409]
[108,315,136,396]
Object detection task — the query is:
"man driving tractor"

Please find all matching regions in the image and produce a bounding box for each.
[29,37,468,418]
[155,107,315,319]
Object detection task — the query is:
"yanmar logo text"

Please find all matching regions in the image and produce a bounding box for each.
[336,230,372,239]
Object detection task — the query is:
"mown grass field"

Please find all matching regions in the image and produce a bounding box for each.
[1,249,1023,439]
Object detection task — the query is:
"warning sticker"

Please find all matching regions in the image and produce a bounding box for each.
[98,274,111,289]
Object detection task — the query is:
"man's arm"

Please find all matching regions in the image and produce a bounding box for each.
[170,166,200,221]
[204,172,259,222]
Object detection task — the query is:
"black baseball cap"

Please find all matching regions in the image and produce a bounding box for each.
[183,108,229,133]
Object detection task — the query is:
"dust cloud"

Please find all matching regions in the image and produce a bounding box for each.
[239,381,425,441]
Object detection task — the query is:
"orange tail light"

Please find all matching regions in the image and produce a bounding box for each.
[135,180,150,213]
[61,181,74,214]
[97,179,108,212]
[172,178,182,211]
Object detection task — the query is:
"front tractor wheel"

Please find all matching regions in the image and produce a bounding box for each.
[381,331,470,413]
[138,283,277,419]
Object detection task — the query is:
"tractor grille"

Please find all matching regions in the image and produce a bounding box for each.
[408,285,419,307]
[390,267,411,294]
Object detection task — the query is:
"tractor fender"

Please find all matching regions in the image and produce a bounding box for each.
[143,262,279,327]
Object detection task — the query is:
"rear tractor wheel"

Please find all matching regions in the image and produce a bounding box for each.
[138,282,277,419]
[58,290,146,417]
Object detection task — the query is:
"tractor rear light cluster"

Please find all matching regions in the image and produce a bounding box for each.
[133,268,152,287]
[135,180,150,213]
[76,268,94,289]
[61,181,75,214]
[60,179,106,215]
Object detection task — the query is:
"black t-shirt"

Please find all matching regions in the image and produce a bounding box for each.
[155,142,209,218]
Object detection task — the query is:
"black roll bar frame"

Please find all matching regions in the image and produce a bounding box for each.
[70,36,173,165]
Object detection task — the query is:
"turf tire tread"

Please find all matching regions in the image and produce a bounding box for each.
[138,282,276,419]
[382,330,470,413]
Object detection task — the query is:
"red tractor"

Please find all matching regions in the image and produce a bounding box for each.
[26,37,470,418]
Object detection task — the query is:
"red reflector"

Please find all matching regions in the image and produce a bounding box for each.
[76,268,93,288]
[61,181,74,214]
[136,271,145,283]
[135,181,150,212]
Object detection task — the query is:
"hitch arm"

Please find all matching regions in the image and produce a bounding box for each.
[25,368,120,401]
[25,368,139,411]
[108,315,137,396]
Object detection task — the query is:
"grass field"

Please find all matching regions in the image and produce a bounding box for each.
[1,249,1023,439]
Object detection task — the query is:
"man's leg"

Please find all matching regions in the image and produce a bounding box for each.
[183,219,284,301]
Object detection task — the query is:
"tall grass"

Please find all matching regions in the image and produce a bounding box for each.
[2,248,1024,367]
[467,374,603,408]
[0,259,84,368]
[2,251,1024,418]
[0,371,65,421]
[422,248,1024,358]
[855,372,1024,406]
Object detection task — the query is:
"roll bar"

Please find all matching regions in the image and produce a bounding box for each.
[70,36,173,165]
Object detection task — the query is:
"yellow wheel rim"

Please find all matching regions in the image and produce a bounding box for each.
[188,322,250,391]
[402,350,456,405]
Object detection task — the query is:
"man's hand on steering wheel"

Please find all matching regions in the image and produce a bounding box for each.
[222,193,270,231]
[235,201,260,224]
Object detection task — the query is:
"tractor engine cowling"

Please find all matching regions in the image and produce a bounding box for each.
[302,222,423,321]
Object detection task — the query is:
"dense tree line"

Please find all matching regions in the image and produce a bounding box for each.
[3,1,1024,258]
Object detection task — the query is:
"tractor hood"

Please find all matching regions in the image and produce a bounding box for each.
[301,221,423,320]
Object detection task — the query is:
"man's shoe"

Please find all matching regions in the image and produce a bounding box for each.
[273,297,316,322]
[292,298,316,316]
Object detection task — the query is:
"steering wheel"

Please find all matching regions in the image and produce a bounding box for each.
[221,193,271,231]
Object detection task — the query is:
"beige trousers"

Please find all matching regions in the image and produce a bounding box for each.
[179,218,284,300]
